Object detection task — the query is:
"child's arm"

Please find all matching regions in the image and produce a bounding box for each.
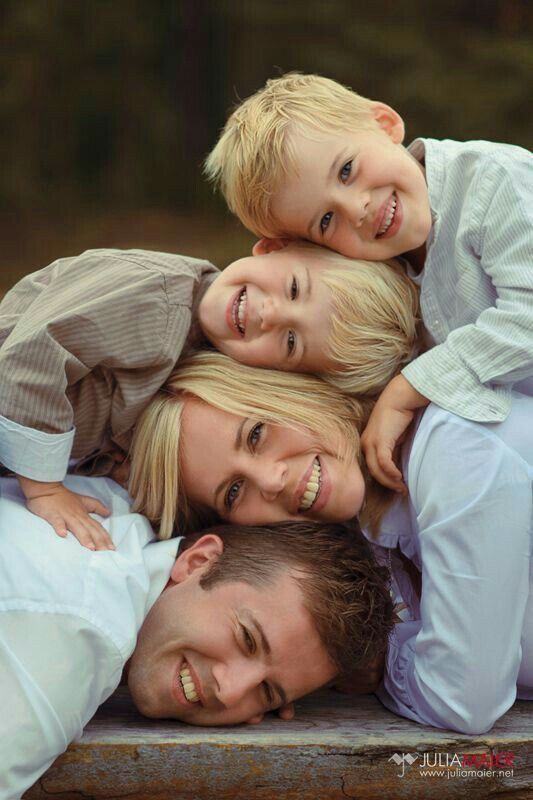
[361,374,429,491]
[365,150,532,490]
[17,476,114,550]
[0,250,215,544]
[401,151,533,423]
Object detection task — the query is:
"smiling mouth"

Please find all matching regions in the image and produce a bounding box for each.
[376,193,397,237]
[232,288,247,336]
[298,457,321,512]
[179,662,200,703]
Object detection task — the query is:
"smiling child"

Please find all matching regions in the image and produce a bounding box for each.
[206,72,533,492]
[0,243,416,545]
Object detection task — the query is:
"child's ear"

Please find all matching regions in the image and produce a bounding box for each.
[371,103,405,144]
[252,237,293,256]
[169,534,223,584]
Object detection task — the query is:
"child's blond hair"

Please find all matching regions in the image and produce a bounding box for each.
[204,72,376,238]
[256,240,421,397]
[320,258,421,396]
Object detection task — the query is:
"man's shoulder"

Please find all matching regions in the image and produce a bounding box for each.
[0,477,156,657]
[408,401,532,502]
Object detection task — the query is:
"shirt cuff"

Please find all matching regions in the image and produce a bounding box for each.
[401,346,511,422]
[0,415,74,481]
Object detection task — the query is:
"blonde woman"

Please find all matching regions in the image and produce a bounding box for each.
[129,350,387,540]
[129,349,533,736]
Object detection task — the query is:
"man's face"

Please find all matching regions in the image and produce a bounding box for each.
[271,111,431,262]
[127,535,336,726]
[198,246,335,373]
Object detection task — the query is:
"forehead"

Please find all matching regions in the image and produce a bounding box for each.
[180,398,237,497]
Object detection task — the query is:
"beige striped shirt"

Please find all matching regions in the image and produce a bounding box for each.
[0,248,218,480]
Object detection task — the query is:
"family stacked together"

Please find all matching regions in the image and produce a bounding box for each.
[0,73,531,799]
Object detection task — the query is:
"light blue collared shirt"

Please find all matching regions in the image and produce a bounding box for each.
[370,392,533,734]
[0,475,180,799]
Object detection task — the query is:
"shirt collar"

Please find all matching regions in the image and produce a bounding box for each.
[144,536,183,612]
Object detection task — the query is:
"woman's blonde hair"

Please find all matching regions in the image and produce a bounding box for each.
[129,350,373,539]
[320,258,421,395]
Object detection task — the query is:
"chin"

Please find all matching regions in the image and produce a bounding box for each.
[128,674,161,719]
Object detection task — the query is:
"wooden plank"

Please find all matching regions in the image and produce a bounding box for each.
[24,688,533,800]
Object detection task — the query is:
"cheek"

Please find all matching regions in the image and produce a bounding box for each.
[346,465,366,514]
[226,340,278,369]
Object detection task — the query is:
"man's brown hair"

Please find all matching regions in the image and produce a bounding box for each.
[184,519,394,677]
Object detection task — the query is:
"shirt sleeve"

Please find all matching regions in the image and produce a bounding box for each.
[377,411,531,733]
[0,611,123,799]
[0,250,185,481]
[402,152,533,422]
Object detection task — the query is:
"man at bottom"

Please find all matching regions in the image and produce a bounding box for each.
[0,475,392,799]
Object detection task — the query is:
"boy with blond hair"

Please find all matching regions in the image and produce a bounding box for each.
[205,72,533,491]
[0,242,417,547]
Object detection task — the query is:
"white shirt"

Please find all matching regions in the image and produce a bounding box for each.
[402,138,533,422]
[0,476,180,800]
[371,392,533,734]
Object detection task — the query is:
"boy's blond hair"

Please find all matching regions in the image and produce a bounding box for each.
[204,72,377,237]
[129,350,371,540]
[320,258,421,396]
[274,240,421,395]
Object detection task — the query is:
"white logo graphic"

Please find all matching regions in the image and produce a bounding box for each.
[389,752,419,778]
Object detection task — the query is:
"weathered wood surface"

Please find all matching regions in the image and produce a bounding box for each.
[25,687,533,800]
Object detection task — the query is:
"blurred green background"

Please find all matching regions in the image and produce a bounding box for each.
[1,0,531,292]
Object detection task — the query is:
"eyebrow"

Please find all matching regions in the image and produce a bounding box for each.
[306,149,349,238]
[245,609,288,707]
[213,418,247,508]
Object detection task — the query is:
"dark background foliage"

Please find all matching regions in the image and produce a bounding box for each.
[1,0,531,290]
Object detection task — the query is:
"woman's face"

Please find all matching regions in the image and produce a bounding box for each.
[180,398,365,525]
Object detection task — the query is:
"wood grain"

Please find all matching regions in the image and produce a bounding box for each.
[24,687,533,799]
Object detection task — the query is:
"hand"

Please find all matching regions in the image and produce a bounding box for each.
[17,476,114,551]
[361,374,429,492]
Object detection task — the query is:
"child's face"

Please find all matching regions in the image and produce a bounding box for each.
[199,247,335,373]
[270,117,432,262]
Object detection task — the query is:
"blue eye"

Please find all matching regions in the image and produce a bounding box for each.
[249,422,264,448]
[320,212,333,234]
[225,481,242,509]
[340,160,352,182]
[287,331,296,355]
[290,277,298,300]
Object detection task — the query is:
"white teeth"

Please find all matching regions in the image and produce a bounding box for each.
[180,665,199,703]
[299,458,321,512]
[377,194,397,236]
[234,288,247,335]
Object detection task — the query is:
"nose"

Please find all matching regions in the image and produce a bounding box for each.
[341,189,370,228]
[260,296,283,331]
[249,458,288,502]
[213,660,265,708]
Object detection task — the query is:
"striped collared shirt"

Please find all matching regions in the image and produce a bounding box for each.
[402,138,533,421]
[0,248,218,481]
